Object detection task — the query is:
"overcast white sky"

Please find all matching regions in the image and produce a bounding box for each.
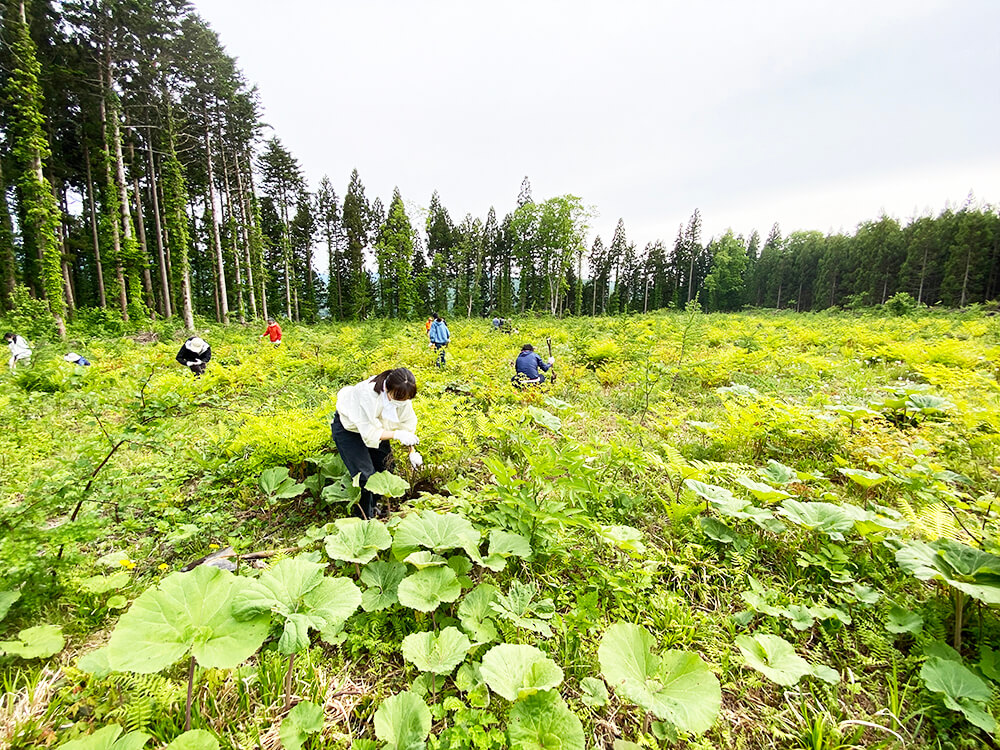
[194,0,999,254]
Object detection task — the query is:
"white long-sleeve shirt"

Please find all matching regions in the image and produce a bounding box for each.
[336,377,417,448]
[7,335,31,360]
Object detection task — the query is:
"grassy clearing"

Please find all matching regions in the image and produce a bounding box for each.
[1,309,999,749]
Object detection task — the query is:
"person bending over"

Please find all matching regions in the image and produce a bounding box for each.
[332,367,423,520]
[176,336,211,376]
[4,332,31,371]
[261,318,282,346]
[512,343,554,386]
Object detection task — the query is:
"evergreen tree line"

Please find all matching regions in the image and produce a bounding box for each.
[3,2,998,338]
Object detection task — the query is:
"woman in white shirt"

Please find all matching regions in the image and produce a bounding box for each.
[4,332,31,371]
[332,367,422,519]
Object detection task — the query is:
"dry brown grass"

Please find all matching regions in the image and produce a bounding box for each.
[0,668,62,750]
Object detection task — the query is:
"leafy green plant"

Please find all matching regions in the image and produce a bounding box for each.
[259,467,307,504]
[458,583,499,645]
[735,633,839,686]
[921,653,996,732]
[402,627,471,679]
[397,566,462,614]
[359,560,408,612]
[278,701,324,750]
[374,691,432,750]
[0,623,64,659]
[895,537,1000,648]
[480,644,563,701]
[57,724,150,750]
[392,510,481,560]
[490,581,555,637]
[104,566,270,729]
[231,557,361,709]
[508,690,584,750]
[778,499,855,541]
[324,518,392,565]
[598,622,721,736]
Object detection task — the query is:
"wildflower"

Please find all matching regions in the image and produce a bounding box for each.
[209,543,220,550]
[158,563,168,571]
[119,559,136,570]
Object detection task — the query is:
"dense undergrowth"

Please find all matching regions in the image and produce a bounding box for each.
[1,308,999,749]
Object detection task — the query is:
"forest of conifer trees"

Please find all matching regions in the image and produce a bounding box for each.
[2,0,998,337]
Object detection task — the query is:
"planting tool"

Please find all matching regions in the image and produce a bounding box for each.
[547,336,556,384]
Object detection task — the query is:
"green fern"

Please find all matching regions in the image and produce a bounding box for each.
[896,499,963,541]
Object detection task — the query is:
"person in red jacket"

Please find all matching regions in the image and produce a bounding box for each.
[261,318,282,346]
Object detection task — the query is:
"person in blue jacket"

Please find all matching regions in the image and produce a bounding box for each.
[513,343,554,386]
[429,315,450,367]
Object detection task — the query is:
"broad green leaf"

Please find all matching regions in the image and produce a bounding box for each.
[260,467,306,499]
[527,406,562,432]
[599,525,646,556]
[698,517,738,544]
[487,530,532,560]
[165,730,219,750]
[684,479,736,505]
[613,742,643,750]
[837,467,888,489]
[598,622,720,734]
[391,510,481,559]
[78,646,113,677]
[508,690,584,750]
[778,499,855,540]
[323,518,392,564]
[785,604,815,631]
[232,558,324,620]
[905,393,953,415]
[734,477,791,503]
[397,566,462,612]
[480,644,563,701]
[979,647,1000,682]
[278,701,324,750]
[458,584,499,644]
[0,624,64,659]
[107,595,128,610]
[403,551,448,569]
[850,583,881,605]
[580,676,609,707]
[58,725,150,750]
[401,627,471,675]
[365,471,410,498]
[374,691,431,750]
[761,460,797,485]
[0,590,19,621]
[79,572,131,595]
[360,560,407,612]
[490,581,555,637]
[896,538,1000,605]
[921,656,996,732]
[736,633,838,686]
[107,566,269,672]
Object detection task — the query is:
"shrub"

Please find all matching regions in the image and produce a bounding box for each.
[2,285,58,342]
[884,292,919,316]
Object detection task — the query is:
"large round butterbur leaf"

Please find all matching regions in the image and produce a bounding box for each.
[921,656,997,732]
[397,566,461,612]
[165,730,219,750]
[480,644,563,701]
[231,558,360,655]
[374,691,432,750]
[324,518,392,564]
[508,690,584,750]
[736,633,839,686]
[0,589,20,622]
[278,701,324,750]
[0,624,64,659]
[778,499,855,540]
[458,584,499,644]
[58,724,150,750]
[837,467,889,490]
[360,560,407,612]
[401,627,471,675]
[598,622,720,735]
[734,476,792,503]
[107,566,269,673]
[364,470,410,498]
[391,510,481,559]
[896,538,1000,605]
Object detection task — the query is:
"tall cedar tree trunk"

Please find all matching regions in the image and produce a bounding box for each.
[203,128,229,324]
[0,158,19,304]
[280,194,292,320]
[99,86,128,319]
[146,139,171,317]
[220,148,245,323]
[83,142,107,307]
[233,152,256,319]
[245,160,267,319]
[128,141,155,315]
[110,80,143,316]
[7,0,66,335]
[57,185,75,313]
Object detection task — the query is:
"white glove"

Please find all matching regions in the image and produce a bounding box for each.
[409,451,423,468]
[394,430,419,446]
[547,356,555,365]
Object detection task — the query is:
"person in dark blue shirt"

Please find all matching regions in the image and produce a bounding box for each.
[512,343,554,386]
